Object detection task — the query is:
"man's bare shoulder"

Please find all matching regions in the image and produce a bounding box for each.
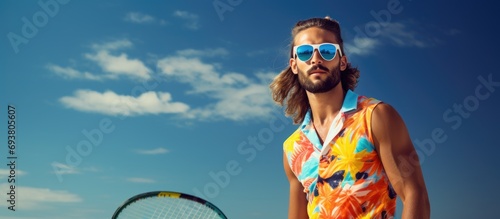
[372,102,399,120]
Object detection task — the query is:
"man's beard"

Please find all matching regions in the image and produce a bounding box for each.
[298,64,341,93]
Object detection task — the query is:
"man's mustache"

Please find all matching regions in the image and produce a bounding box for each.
[307,64,329,74]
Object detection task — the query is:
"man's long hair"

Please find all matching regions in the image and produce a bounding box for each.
[269,17,360,124]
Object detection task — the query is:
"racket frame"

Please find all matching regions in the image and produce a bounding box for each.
[111,191,228,219]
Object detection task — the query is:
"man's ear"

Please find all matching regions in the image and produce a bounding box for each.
[340,55,347,71]
[290,58,298,74]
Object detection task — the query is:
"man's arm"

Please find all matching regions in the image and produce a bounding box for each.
[372,103,430,219]
[284,153,309,219]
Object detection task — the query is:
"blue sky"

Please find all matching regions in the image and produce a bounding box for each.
[1,0,499,218]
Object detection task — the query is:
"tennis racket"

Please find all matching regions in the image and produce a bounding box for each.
[112,191,228,219]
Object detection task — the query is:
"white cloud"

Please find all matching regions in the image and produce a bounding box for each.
[0,168,26,179]
[51,162,79,176]
[57,50,277,121]
[176,48,229,57]
[345,21,440,56]
[82,166,100,172]
[444,28,461,36]
[380,22,431,48]
[85,50,151,80]
[157,55,276,121]
[49,39,151,81]
[127,177,156,183]
[91,39,132,51]
[52,39,277,122]
[173,10,199,30]
[124,12,155,24]
[157,56,250,94]
[246,49,268,57]
[46,64,113,81]
[59,90,189,116]
[185,83,274,121]
[136,147,169,155]
[0,183,82,210]
[344,37,379,56]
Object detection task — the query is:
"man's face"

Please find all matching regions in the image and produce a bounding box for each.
[290,27,346,93]
[297,59,341,93]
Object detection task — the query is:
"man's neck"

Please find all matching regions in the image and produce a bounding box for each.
[307,84,345,126]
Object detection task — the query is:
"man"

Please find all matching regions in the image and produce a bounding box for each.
[270,17,430,219]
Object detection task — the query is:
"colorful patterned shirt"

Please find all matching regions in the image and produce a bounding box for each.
[283,90,397,219]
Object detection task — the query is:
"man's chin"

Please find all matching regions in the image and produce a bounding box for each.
[304,84,333,93]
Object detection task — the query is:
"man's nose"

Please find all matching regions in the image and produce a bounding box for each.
[310,49,323,64]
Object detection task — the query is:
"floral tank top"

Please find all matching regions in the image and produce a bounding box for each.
[283,90,397,219]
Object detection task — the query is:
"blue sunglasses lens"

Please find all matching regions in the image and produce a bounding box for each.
[296,44,337,61]
[318,44,336,60]
[296,45,314,61]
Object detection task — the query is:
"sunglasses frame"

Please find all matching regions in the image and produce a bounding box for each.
[293,43,343,62]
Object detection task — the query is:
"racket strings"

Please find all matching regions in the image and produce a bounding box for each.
[116,196,224,219]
